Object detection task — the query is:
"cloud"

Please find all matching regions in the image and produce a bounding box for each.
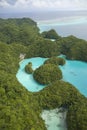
[15,0,87,10]
[31,0,87,10]
[0,0,10,7]
[6,0,17,5]
[0,0,87,12]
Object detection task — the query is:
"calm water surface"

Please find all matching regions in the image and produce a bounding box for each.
[16,56,87,130]
[16,12,87,130]
[37,16,87,40]
[16,57,87,97]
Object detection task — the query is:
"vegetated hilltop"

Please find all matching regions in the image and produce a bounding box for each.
[44,56,66,65]
[57,35,87,61]
[33,63,62,84]
[0,18,87,130]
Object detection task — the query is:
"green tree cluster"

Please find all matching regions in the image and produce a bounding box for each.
[26,39,61,58]
[44,56,66,65]
[25,62,33,74]
[41,29,61,40]
[0,18,39,45]
[0,42,46,130]
[0,18,87,130]
[33,64,62,84]
[35,80,87,130]
[57,35,87,61]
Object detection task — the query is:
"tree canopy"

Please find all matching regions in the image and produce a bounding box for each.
[41,29,61,40]
[25,62,33,74]
[0,18,87,130]
[44,56,66,66]
[33,64,62,84]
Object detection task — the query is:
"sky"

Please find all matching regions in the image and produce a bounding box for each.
[0,0,87,13]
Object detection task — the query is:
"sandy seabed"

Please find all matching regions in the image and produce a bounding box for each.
[41,108,67,130]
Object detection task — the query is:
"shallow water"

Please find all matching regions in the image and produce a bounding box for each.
[60,60,87,97]
[16,57,87,130]
[41,108,67,130]
[16,57,46,92]
[15,11,87,130]
[37,16,87,40]
[16,57,87,97]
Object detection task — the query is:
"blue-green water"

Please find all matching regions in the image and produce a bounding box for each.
[60,60,87,97]
[16,57,87,97]
[16,57,46,92]
[15,11,87,130]
[16,57,87,130]
[37,15,87,40]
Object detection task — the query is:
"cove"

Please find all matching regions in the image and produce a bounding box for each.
[41,108,67,130]
[16,57,87,97]
[16,57,47,92]
[60,60,87,97]
[16,57,87,130]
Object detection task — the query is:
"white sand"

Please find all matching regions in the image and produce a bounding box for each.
[41,108,67,130]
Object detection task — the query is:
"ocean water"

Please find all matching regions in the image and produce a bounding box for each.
[3,11,87,130]
[37,13,87,40]
[0,11,87,40]
[35,11,87,40]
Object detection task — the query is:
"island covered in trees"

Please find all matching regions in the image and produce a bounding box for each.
[0,18,87,130]
[33,62,62,85]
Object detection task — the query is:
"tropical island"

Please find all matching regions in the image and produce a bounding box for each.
[33,63,62,85]
[25,62,33,74]
[0,18,87,130]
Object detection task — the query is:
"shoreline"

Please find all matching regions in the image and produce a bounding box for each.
[41,108,67,130]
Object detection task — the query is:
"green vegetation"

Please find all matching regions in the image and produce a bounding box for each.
[0,18,87,130]
[26,39,60,58]
[44,57,66,65]
[70,41,87,61]
[41,29,61,40]
[0,42,46,130]
[25,62,33,74]
[57,35,87,61]
[0,18,39,45]
[37,80,87,130]
[33,64,62,84]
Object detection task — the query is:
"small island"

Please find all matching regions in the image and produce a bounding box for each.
[33,63,62,85]
[25,62,33,74]
[41,29,61,40]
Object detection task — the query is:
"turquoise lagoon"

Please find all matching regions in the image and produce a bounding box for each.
[16,57,47,92]
[16,13,87,130]
[16,57,87,130]
[16,57,87,96]
[60,60,87,97]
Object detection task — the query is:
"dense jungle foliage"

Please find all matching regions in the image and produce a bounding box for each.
[25,62,33,74]
[33,64,62,84]
[57,35,87,61]
[41,29,61,40]
[0,18,87,130]
[44,57,66,66]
